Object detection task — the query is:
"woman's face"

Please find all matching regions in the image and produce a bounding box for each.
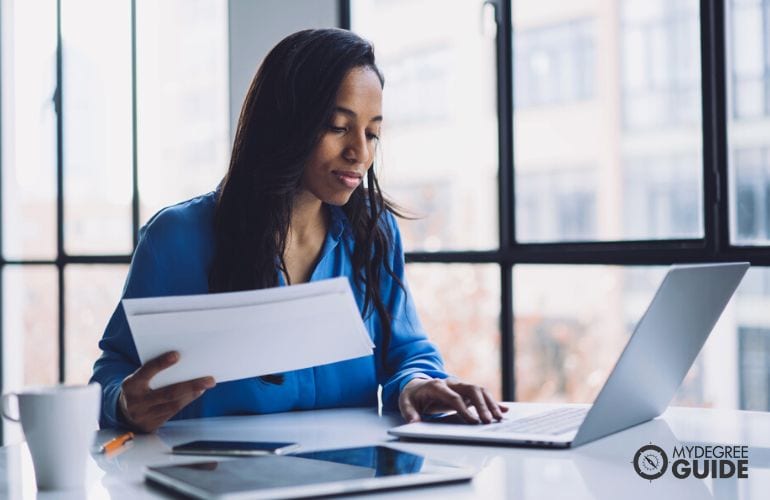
[301,66,383,206]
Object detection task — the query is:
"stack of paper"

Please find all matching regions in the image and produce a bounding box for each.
[122,277,375,389]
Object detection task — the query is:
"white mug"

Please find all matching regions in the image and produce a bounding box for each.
[1,383,101,490]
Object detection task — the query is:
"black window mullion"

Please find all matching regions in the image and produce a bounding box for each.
[501,264,514,400]
[3,257,133,265]
[2,260,58,266]
[64,255,133,265]
[57,264,65,382]
[496,1,514,251]
[508,239,711,264]
[717,246,770,262]
[55,0,65,384]
[338,0,351,30]
[131,0,140,249]
[701,0,729,256]
[408,238,714,264]
[494,0,515,400]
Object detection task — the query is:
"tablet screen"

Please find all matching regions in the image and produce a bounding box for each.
[145,445,473,499]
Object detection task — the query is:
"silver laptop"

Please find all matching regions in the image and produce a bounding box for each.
[389,262,749,449]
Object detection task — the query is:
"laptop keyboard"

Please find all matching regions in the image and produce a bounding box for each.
[483,407,588,436]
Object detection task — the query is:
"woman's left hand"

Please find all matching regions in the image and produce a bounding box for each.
[398,377,509,424]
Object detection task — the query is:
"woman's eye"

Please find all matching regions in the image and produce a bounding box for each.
[328,124,378,141]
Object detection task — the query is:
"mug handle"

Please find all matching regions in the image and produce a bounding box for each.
[1,393,19,422]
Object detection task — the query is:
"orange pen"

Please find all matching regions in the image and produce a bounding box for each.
[99,432,134,454]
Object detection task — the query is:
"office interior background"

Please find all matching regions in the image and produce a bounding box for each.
[2,0,770,443]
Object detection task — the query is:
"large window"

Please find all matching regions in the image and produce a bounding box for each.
[352,0,770,412]
[2,0,769,444]
[0,0,228,442]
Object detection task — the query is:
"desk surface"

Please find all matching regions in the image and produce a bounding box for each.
[1,402,769,499]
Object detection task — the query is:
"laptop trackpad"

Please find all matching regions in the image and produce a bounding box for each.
[421,410,482,424]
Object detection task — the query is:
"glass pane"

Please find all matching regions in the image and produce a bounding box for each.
[1,0,57,259]
[2,266,58,389]
[514,265,745,409]
[136,0,229,224]
[514,0,703,242]
[734,267,770,410]
[64,265,128,384]
[728,0,770,244]
[62,0,133,255]
[406,264,501,398]
[351,0,499,251]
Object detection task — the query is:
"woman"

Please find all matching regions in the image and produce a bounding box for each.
[91,28,506,433]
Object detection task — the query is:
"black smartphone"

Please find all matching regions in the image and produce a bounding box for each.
[171,440,300,456]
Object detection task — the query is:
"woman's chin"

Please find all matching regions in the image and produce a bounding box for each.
[323,192,355,207]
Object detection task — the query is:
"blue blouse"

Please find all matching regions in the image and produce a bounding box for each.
[90,192,448,429]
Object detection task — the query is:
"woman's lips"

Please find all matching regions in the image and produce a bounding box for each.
[333,171,362,189]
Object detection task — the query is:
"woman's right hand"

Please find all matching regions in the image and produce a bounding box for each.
[118,351,215,433]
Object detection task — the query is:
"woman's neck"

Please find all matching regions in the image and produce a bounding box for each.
[289,190,327,244]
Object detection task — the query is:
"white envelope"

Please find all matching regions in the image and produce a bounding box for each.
[122,277,375,389]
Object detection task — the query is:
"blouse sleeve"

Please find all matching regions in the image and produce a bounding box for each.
[89,227,167,429]
[377,212,450,410]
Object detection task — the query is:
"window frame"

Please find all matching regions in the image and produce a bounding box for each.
[0,0,140,444]
[346,0,770,403]
[0,0,766,444]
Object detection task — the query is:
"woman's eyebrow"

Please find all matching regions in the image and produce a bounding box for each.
[334,106,383,122]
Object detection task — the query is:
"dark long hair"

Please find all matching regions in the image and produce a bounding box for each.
[208,28,404,384]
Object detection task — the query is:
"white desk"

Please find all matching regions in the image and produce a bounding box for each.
[1,403,769,499]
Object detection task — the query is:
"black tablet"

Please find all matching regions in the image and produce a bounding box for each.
[172,440,300,456]
[145,445,474,499]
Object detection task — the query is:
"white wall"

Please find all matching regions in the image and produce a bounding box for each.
[228,0,339,140]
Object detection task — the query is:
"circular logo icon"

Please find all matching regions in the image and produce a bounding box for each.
[633,444,668,481]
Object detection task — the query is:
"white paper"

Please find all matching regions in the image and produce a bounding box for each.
[122,277,375,389]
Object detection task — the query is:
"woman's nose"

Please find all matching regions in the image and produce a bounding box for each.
[342,131,369,164]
